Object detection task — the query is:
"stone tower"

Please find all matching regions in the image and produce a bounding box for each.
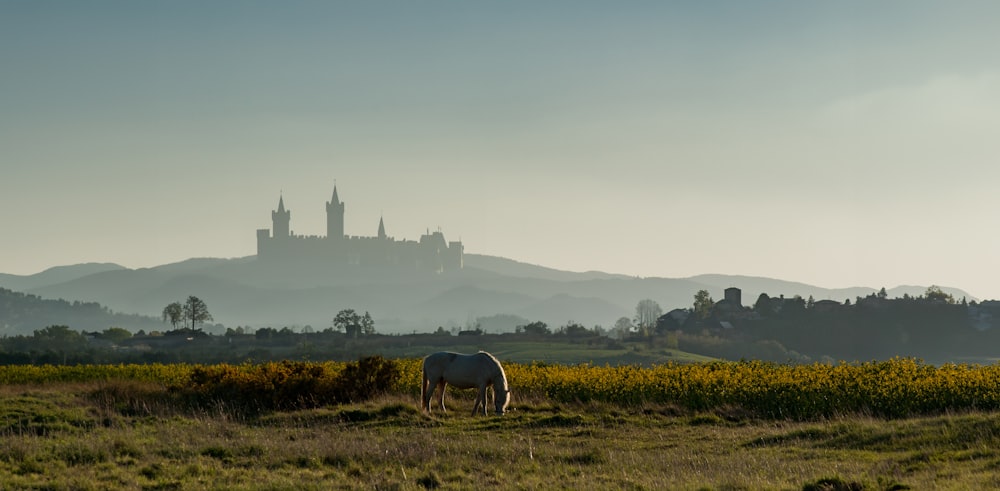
[724,287,742,307]
[326,184,345,240]
[271,195,290,239]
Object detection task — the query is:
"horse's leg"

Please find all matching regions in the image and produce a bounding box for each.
[421,374,430,412]
[437,382,447,412]
[473,385,486,416]
[422,368,439,412]
[482,387,489,416]
[424,380,438,412]
[480,385,491,415]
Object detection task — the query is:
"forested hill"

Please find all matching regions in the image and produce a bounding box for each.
[0,263,125,291]
[0,257,978,337]
[0,288,163,335]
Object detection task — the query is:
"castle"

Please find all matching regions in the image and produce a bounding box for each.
[256,185,463,272]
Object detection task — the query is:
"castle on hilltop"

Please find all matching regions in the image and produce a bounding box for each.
[256,185,463,272]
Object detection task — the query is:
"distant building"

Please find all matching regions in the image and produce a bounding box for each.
[811,299,844,313]
[714,287,752,322]
[724,287,742,307]
[256,185,463,272]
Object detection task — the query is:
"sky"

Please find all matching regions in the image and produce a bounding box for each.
[2,1,1000,299]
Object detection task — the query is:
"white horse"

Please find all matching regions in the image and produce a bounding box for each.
[421,351,510,416]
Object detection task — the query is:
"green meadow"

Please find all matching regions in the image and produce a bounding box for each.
[377,340,716,365]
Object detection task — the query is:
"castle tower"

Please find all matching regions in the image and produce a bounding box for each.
[326,184,345,239]
[724,287,742,307]
[377,215,387,240]
[271,195,291,239]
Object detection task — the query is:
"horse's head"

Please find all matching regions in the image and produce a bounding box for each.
[494,387,511,416]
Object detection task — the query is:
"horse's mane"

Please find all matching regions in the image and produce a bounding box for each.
[478,351,509,392]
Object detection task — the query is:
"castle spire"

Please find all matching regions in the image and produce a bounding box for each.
[378,215,387,240]
[271,193,291,238]
[326,182,345,239]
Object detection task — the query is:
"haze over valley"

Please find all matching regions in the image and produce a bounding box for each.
[0,253,975,336]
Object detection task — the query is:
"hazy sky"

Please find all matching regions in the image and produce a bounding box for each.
[3,1,1000,299]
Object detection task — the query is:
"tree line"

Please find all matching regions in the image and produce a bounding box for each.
[616,286,1000,363]
[0,296,388,365]
[4,286,999,365]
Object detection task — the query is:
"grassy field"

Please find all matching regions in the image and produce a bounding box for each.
[376,340,716,365]
[5,371,1000,490]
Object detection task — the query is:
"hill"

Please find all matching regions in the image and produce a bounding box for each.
[462,254,630,281]
[0,263,125,291]
[0,255,978,335]
[0,287,164,335]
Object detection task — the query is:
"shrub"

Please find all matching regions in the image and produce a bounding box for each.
[178,356,399,414]
[333,355,399,403]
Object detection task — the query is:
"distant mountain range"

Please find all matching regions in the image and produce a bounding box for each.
[0,255,976,335]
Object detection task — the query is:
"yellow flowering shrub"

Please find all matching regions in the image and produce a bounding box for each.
[5,357,1000,419]
[507,358,1000,419]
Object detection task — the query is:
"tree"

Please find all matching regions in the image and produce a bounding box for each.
[33,325,85,364]
[634,299,663,331]
[35,324,84,345]
[519,321,550,335]
[612,316,633,339]
[99,327,132,344]
[693,290,714,320]
[162,302,183,329]
[333,309,376,338]
[877,287,889,300]
[334,309,356,336]
[559,321,590,337]
[182,296,213,329]
[361,311,376,335]
[925,285,955,304]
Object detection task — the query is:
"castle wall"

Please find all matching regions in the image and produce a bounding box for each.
[258,233,462,272]
[256,191,463,273]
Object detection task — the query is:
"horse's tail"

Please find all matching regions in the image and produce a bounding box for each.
[420,360,429,411]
